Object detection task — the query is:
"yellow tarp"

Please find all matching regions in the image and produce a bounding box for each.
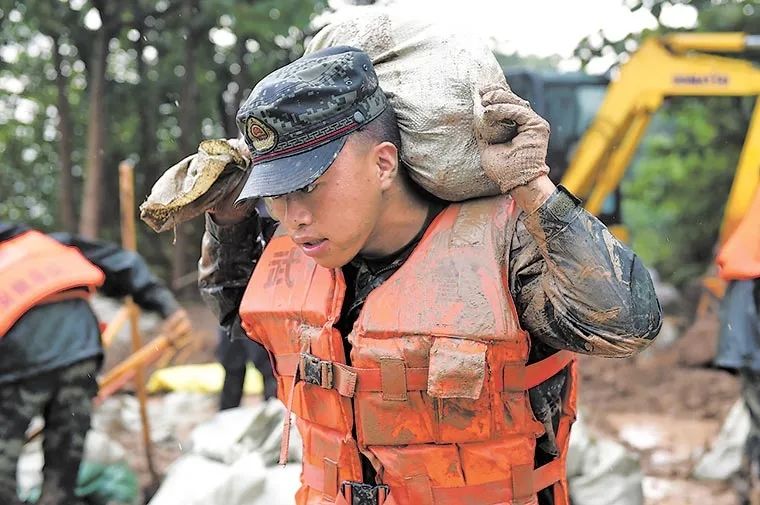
[146,363,263,395]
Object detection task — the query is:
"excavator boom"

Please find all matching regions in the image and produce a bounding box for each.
[560,32,760,242]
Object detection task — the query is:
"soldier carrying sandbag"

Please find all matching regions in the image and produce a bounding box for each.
[188,40,663,505]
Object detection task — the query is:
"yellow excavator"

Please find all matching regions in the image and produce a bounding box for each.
[509,33,760,362]
[560,32,760,245]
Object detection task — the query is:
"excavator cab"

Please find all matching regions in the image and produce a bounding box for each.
[506,70,609,181]
[509,34,760,245]
[505,70,622,226]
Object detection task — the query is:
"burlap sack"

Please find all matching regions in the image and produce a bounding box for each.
[139,139,249,232]
[306,7,508,201]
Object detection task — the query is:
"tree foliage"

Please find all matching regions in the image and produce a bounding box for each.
[0,0,326,284]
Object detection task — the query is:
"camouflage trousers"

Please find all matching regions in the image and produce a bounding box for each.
[0,359,99,505]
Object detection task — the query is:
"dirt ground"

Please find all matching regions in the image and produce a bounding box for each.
[578,352,740,505]
[107,301,742,505]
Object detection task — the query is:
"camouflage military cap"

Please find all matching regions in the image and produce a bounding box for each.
[235,46,389,200]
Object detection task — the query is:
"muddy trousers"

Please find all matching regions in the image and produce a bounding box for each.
[0,359,99,505]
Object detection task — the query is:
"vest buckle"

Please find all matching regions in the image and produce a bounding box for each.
[340,481,390,505]
[300,352,334,389]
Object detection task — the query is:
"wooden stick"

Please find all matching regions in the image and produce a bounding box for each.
[97,332,193,397]
[100,305,130,348]
[98,334,173,396]
[119,161,159,485]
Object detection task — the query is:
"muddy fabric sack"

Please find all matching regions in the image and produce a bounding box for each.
[306,7,509,201]
[139,139,249,233]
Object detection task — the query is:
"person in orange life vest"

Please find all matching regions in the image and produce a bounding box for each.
[714,186,760,505]
[198,47,662,505]
[0,222,190,505]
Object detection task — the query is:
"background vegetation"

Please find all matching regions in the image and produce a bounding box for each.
[1,0,758,292]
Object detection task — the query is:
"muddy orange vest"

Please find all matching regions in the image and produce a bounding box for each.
[240,196,578,505]
[717,185,760,281]
[0,230,105,337]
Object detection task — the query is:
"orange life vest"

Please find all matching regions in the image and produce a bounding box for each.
[0,230,105,337]
[240,195,577,505]
[717,185,760,281]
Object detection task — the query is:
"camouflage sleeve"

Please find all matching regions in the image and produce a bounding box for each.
[197,213,264,329]
[49,232,180,317]
[509,186,662,357]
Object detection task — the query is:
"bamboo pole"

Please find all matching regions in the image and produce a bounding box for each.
[97,335,173,401]
[119,161,159,485]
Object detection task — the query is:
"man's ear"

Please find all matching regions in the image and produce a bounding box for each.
[375,141,399,190]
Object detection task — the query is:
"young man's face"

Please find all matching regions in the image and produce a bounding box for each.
[264,137,388,269]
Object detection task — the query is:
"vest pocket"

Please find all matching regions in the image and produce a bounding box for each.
[355,390,437,445]
[355,337,496,446]
[501,391,545,438]
[428,337,492,442]
[427,338,487,399]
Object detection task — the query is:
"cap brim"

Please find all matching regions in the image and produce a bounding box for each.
[235,135,348,202]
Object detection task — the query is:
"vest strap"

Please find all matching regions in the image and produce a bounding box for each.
[533,459,563,494]
[303,455,564,503]
[278,345,310,465]
[37,288,93,305]
[278,351,575,397]
[501,350,575,391]
[275,353,428,398]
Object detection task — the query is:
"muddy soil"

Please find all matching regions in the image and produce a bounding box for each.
[578,350,740,505]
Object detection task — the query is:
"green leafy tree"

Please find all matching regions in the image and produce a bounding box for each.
[0,0,326,287]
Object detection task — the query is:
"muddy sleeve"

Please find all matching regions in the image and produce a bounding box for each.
[509,186,662,357]
[50,232,180,318]
[197,214,261,329]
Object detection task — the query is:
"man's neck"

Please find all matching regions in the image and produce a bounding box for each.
[360,192,433,259]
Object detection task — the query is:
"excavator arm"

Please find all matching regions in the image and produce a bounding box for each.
[561,33,760,242]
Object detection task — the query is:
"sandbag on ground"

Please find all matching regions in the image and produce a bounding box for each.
[148,399,302,505]
[567,414,644,505]
[692,399,749,481]
[307,6,510,201]
[146,455,229,505]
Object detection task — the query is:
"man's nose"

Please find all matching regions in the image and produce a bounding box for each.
[283,196,312,228]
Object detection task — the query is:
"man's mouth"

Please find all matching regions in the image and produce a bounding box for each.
[298,238,327,255]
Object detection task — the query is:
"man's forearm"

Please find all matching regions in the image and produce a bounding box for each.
[198,213,262,326]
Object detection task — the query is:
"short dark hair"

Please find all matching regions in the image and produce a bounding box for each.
[351,105,401,150]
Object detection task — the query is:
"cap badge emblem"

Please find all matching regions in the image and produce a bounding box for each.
[246,117,277,154]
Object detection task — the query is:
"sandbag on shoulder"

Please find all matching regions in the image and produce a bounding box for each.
[306,7,510,201]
